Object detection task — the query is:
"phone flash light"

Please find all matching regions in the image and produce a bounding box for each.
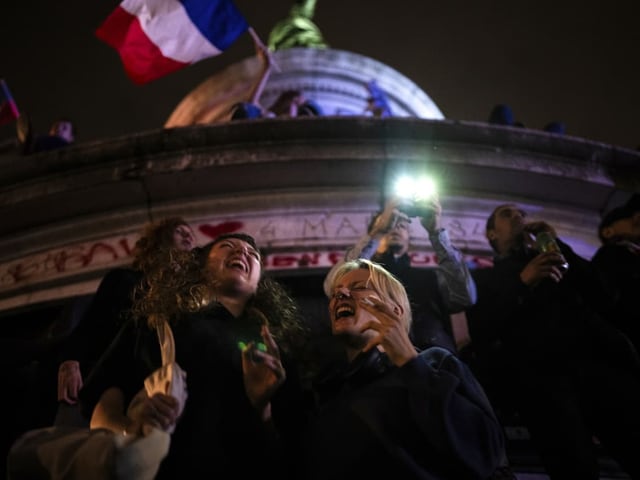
[393,176,436,201]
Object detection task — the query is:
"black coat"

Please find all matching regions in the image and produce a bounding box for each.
[80,303,308,479]
[464,241,640,479]
[467,241,634,374]
[306,347,505,479]
[592,242,640,353]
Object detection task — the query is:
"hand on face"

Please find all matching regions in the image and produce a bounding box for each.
[329,268,416,366]
[356,296,417,367]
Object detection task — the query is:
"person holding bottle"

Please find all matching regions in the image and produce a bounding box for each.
[465,203,640,480]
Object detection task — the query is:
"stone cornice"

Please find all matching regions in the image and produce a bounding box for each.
[0,117,637,312]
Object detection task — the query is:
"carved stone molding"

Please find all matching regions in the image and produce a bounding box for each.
[0,117,637,312]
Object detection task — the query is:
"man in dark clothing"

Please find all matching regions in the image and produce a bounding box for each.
[592,194,640,354]
[466,203,640,480]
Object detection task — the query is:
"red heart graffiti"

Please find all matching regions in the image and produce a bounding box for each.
[198,221,245,239]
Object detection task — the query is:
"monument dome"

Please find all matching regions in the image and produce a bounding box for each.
[166,0,442,126]
[165,47,444,127]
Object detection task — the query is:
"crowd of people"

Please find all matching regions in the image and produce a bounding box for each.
[463,199,640,479]
[3,190,640,479]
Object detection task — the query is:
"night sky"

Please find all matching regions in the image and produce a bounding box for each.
[2,0,638,150]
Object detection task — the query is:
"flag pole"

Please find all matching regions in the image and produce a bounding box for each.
[247,27,280,73]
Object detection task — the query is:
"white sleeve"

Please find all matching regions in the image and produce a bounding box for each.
[430,228,477,311]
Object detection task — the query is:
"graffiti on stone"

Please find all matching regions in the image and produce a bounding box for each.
[302,218,327,238]
[334,216,360,237]
[0,212,491,295]
[198,221,244,239]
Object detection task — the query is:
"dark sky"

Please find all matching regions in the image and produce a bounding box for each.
[2,0,638,149]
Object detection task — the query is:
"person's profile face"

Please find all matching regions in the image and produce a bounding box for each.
[604,215,640,242]
[488,204,527,252]
[172,224,196,252]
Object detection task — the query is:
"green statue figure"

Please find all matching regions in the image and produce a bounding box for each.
[267,0,328,51]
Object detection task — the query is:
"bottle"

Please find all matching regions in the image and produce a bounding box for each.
[535,232,569,272]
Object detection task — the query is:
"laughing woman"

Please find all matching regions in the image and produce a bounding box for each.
[306,258,505,479]
[83,233,311,479]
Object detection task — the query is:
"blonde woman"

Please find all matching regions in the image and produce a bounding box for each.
[306,259,506,479]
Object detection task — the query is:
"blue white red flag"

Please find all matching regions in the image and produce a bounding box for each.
[0,79,20,126]
[96,0,249,85]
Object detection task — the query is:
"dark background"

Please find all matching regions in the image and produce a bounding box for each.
[2,0,639,148]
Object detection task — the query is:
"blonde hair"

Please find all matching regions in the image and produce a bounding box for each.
[329,259,412,333]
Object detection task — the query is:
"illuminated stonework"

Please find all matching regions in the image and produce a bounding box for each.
[1,116,636,312]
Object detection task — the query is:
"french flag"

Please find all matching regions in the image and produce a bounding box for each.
[0,79,20,126]
[96,0,249,85]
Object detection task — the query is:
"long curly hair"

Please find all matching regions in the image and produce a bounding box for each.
[131,217,191,273]
[131,234,310,360]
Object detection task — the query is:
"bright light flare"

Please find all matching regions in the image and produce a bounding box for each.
[393,175,437,201]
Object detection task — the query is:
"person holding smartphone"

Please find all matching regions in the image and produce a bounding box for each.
[324,191,476,353]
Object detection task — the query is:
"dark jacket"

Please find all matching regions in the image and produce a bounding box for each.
[591,241,640,353]
[305,347,505,479]
[59,268,142,381]
[80,303,308,480]
[467,240,636,375]
[463,239,640,420]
